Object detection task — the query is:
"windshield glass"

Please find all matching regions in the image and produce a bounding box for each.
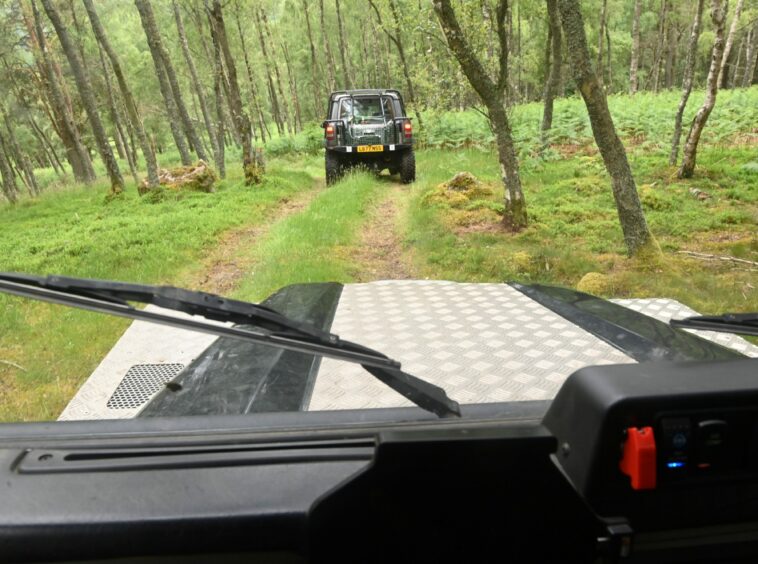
[0,0,755,424]
[339,96,385,124]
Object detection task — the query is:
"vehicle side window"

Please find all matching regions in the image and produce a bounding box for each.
[339,99,352,120]
[382,97,395,119]
[392,99,403,117]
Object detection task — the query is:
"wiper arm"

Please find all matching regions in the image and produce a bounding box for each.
[0,273,460,418]
[670,313,758,337]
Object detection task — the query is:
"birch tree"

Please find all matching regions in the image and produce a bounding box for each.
[558,0,656,256]
[541,0,562,148]
[208,0,260,185]
[433,0,527,230]
[678,0,729,179]
[718,0,743,87]
[83,0,159,190]
[670,0,705,166]
[39,0,124,194]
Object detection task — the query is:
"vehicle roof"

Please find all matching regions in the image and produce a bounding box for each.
[329,89,402,100]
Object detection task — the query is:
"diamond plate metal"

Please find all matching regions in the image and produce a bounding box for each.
[308,281,635,411]
[612,298,758,358]
[59,282,758,420]
[58,305,224,421]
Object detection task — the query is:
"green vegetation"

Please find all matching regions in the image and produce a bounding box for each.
[0,165,315,420]
[1,85,757,422]
[417,88,758,156]
[407,145,757,316]
[235,169,385,301]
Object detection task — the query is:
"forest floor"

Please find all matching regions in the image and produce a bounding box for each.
[1,122,757,421]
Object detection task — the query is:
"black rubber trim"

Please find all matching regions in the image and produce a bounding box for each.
[510,282,744,362]
[140,283,344,417]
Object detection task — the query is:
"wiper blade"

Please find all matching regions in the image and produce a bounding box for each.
[0,273,460,418]
[670,313,758,337]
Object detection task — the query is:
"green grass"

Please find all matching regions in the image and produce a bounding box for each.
[0,164,316,421]
[406,146,758,317]
[235,169,385,301]
[2,87,757,422]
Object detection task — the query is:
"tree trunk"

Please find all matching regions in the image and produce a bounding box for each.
[650,0,668,92]
[596,0,607,88]
[232,4,268,143]
[28,1,94,183]
[40,0,125,194]
[83,0,159,190]
[135,0,208,165]
[362,13,374,87]
[678,0,729,179]
[254,12,284,136]
[318,0,337,91]
[335,0,353,89]
[664,4,677,89]
[133,0,192,166]
[433,0,527,230]
[302,0,324,118]
[605,23,612,90]
[208,0,259,185]
[210,18,226,180]
[29,116,63,175]
[730,35,745,89]
[742,20,758,87]
[541,0,562,148]
[97,44,138,184]
[281,41,303,132]
[558,0,655,256]
[173,0,219,167]
[261,10,292,135]
[3,113,39,196]
[629,0,642,93]
[368,0,423,128]
[718,0,743,87]
[669,0,705,166]
[0,131,19,203]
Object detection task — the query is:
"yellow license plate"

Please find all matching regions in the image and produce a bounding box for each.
[357,145,384,153]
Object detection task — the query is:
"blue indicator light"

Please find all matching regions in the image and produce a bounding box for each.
[667,461,685,469]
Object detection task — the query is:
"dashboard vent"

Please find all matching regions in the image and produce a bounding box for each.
[107,364,185,409]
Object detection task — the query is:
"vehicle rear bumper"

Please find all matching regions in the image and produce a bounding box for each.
[326,144,412,154]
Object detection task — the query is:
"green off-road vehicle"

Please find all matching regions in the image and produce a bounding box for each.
[322,89,415,185]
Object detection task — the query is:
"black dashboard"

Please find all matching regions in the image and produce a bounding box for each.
[1,358,757,563]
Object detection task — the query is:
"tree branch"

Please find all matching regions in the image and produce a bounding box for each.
[676,250,758,267]
[367,0,402,50]
[0,359,26,371]
[495,0,509,92]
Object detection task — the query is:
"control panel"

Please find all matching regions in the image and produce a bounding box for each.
[619,410,752,492]
[543,358,758,530]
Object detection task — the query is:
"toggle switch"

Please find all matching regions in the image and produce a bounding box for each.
[620,426,657,490]
[697,419,728,469]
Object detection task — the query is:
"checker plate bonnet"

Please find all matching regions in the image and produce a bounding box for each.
[59,281,758,420]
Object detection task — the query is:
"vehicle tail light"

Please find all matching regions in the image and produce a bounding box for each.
[325,124,335,141]
[403,120,412,140]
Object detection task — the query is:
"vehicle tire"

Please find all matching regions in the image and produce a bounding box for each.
[325,151,342,186]
[399,150,415,184]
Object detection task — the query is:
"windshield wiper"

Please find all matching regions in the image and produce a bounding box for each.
[670,313,758,337]
[0,273,461,418]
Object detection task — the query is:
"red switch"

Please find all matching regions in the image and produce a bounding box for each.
[619,426,657,490]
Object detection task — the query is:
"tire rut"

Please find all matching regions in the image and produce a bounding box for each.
[189,180,324,295]
[352,181,413,282]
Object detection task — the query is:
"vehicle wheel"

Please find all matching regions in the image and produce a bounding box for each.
[399,150,416,184]
[325,151,342,186]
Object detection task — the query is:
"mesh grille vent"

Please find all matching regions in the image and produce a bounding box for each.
[107,363,185,409]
